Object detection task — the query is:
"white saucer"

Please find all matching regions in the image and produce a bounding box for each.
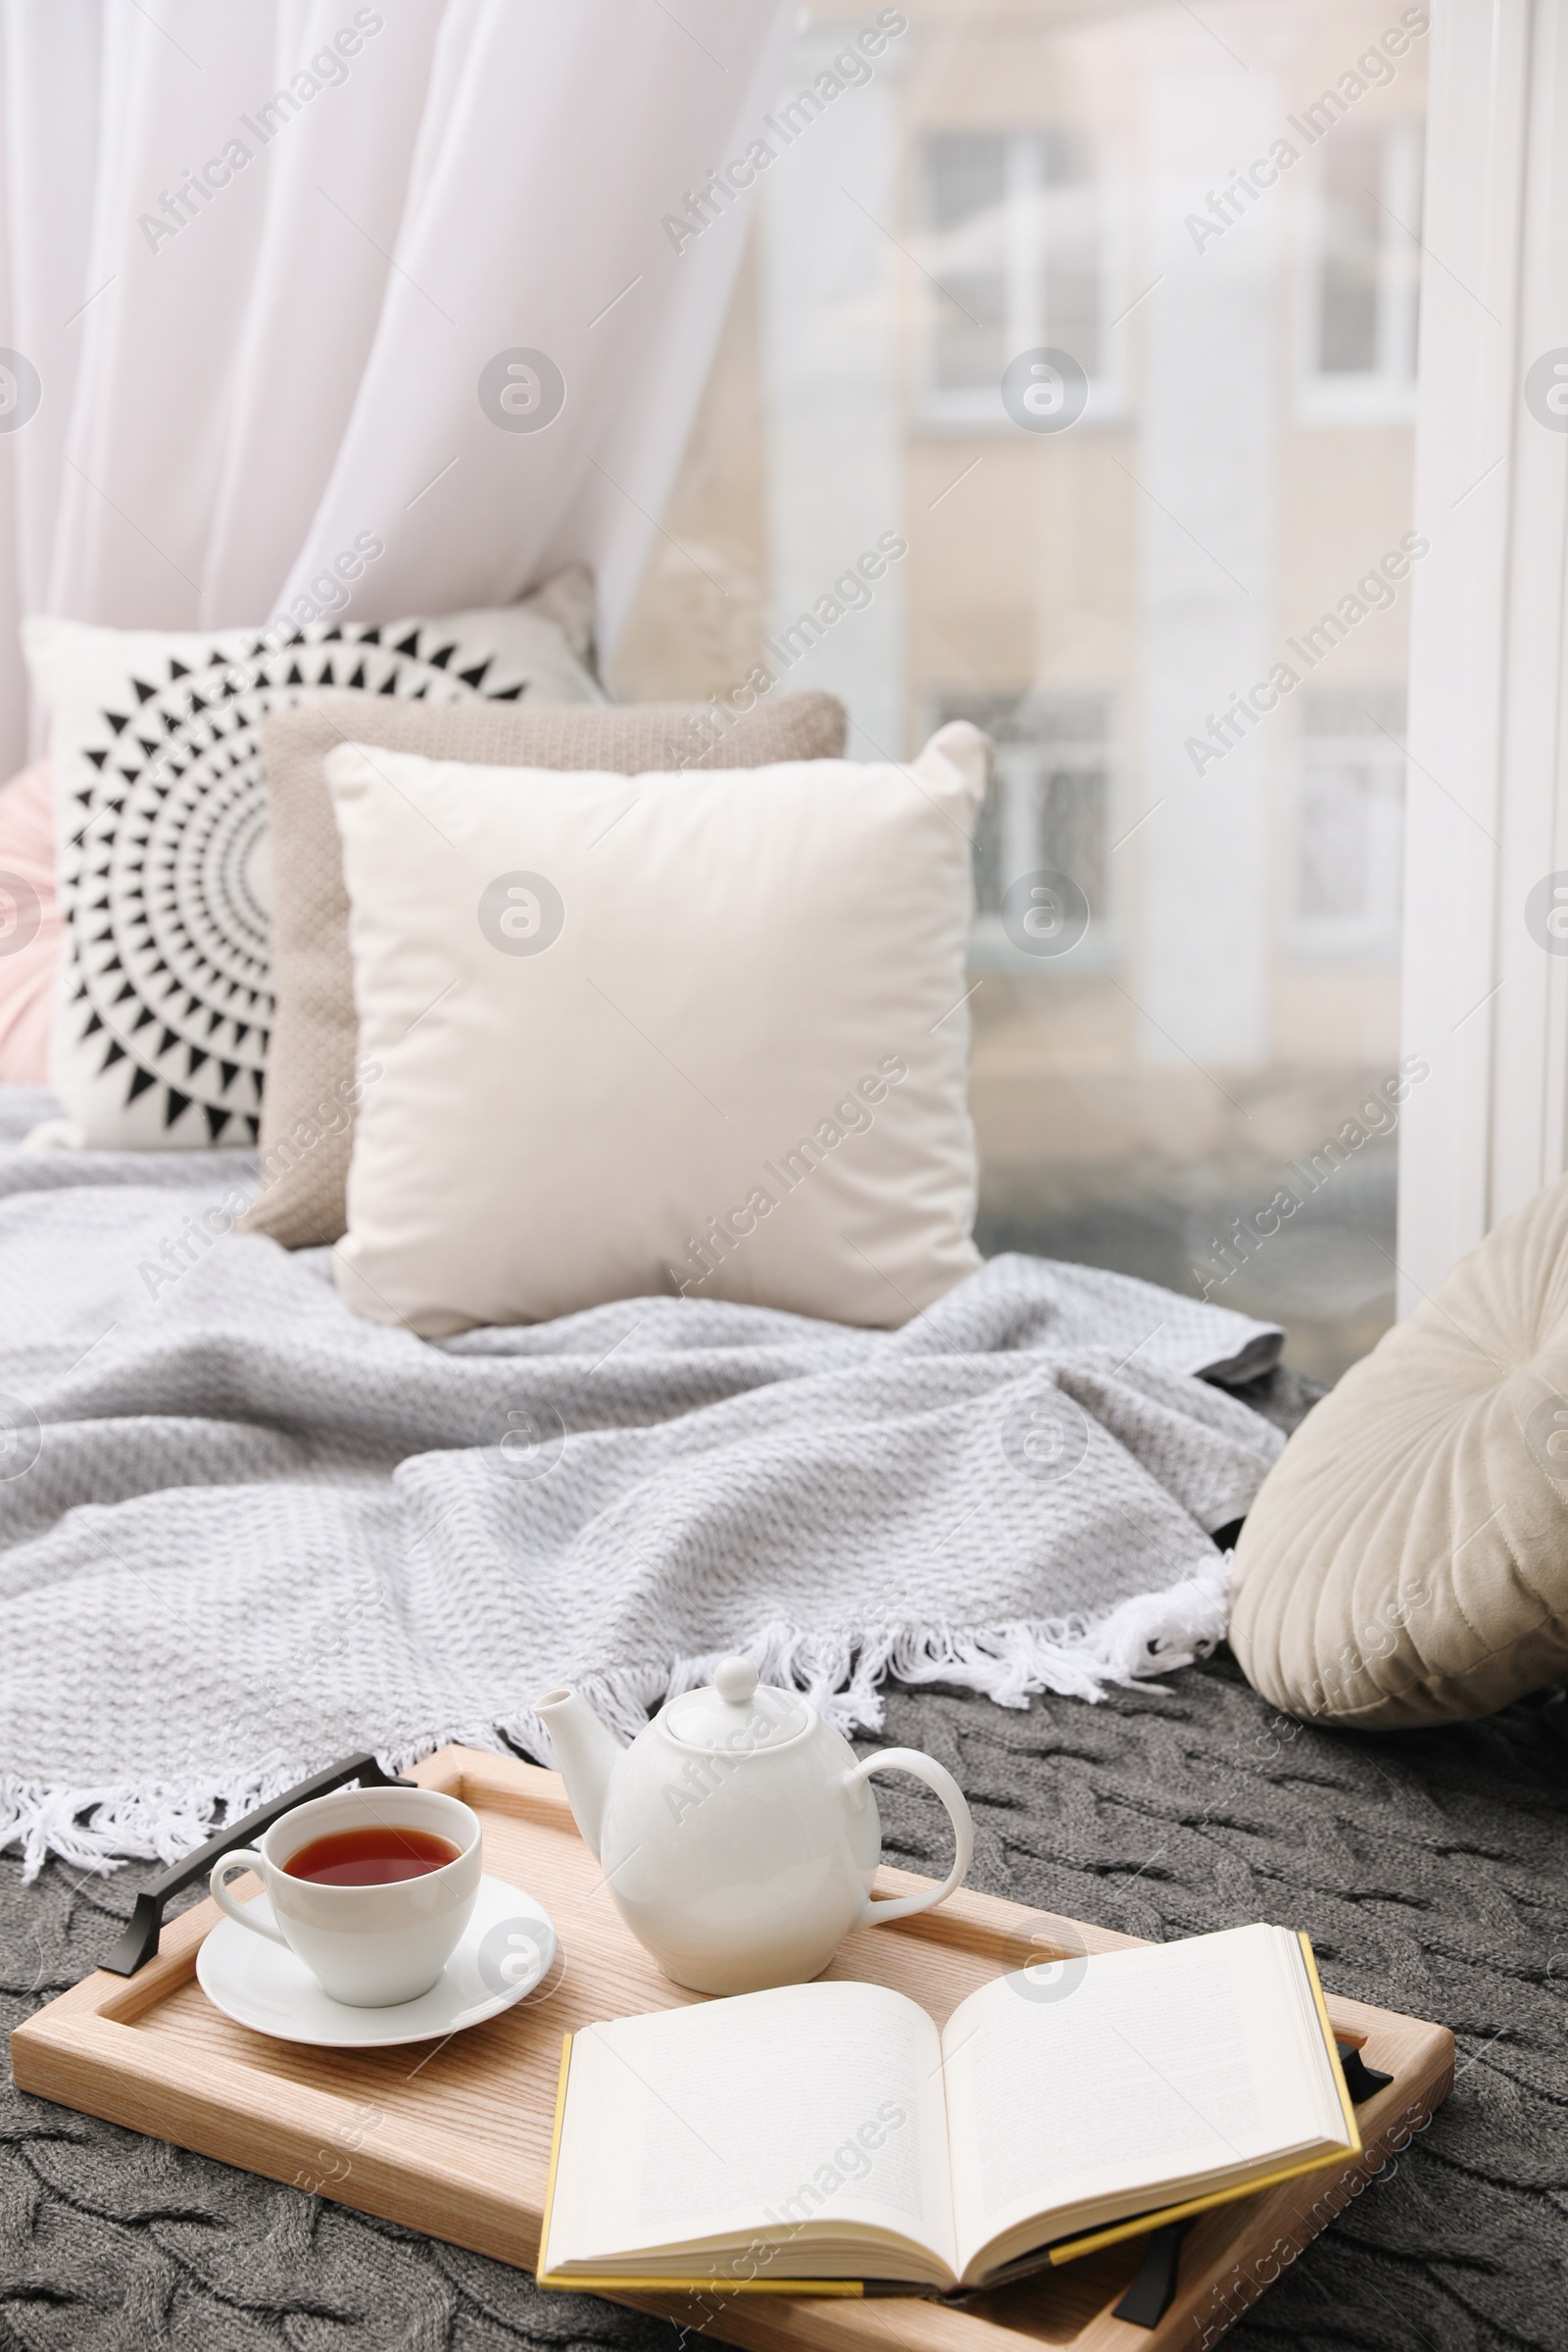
[195,1873,558,2048]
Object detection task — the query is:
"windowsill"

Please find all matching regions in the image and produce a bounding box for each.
[1285,935,1402,965]
[910,391,1130,437]
[968,924,1121,979]
[1294,378,1418,429]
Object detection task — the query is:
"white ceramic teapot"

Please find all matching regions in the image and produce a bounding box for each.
[536,1659,974,1995]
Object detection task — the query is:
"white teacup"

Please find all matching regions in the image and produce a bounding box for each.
[210,1786,482,2007]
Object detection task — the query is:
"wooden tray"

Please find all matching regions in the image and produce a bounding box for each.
[12,1744,1453,2351]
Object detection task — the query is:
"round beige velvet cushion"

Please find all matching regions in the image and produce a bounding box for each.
[1229,1176,1568,1728]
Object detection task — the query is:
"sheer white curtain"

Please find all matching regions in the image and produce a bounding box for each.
[0,0,791,771]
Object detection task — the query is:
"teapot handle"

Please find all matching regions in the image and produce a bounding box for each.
[847,1749,975,1927]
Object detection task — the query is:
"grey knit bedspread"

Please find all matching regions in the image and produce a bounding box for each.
[2,1082,1563,2347]
[5,1643,1565,2351]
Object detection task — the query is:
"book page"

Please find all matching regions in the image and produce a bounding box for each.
[544,1980,958,2281]
[941,1924,1348,2280]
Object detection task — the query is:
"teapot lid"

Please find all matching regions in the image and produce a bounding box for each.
[663,1657,808,1754]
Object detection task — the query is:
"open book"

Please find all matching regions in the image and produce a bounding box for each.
[537,1924,1360,2295]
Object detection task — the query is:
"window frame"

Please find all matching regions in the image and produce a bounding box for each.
[1396,0,1568,1306]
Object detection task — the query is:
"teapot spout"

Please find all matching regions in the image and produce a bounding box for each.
[534,1686,624,1860]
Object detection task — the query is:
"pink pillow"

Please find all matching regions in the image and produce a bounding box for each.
[0,760,58,1084]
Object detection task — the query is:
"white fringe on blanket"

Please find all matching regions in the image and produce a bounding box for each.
[0,1559,1232,1883]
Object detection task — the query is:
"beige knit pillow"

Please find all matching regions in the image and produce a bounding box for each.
[1228,1175,1568,1728]
[245,689,847,1248]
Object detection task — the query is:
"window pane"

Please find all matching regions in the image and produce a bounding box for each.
[1293,687,1404,951]
[1317,128,1384,372]
[612,0,1429,1382]
[1033,132,1102,374]
[924,135,1009,391]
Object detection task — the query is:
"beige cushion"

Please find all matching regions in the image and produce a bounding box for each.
[247,687,847,1248]
[1229,1176,1568,1727]
[324,721,988,1336]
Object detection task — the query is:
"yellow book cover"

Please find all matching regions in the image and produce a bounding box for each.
[536,1926,1363,2298]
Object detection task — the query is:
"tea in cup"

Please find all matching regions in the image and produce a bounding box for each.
[211,1785,481,2006]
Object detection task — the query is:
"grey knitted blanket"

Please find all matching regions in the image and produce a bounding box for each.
[0,1084,1285,1878]
[13,1655,1566,2352]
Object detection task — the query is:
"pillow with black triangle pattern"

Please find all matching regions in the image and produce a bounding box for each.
[21,572,604,1150]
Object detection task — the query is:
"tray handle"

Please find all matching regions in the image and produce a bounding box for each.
[1108,2040,1396,2328]
[1337,2038,1395,2102]
[98,1751,415,1977]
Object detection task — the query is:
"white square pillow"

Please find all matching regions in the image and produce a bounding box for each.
[326,722,989,1333]
[23,570,603,1151]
